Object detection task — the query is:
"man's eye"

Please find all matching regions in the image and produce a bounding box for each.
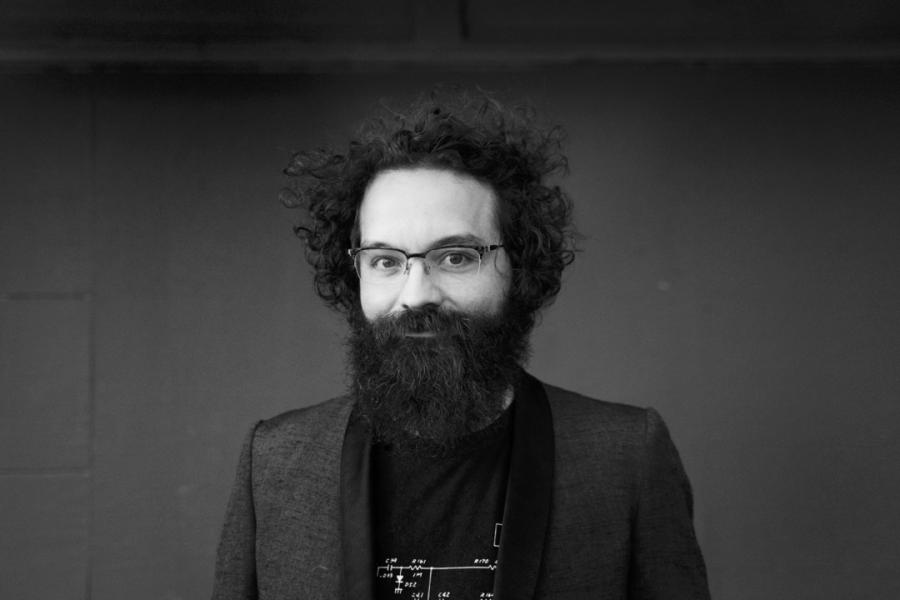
[369,255,401,271]
[437,250,478,270]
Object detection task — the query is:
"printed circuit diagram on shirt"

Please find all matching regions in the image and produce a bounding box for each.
[375,523,502,599]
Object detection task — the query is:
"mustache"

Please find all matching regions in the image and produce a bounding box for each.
[369,307,474,342]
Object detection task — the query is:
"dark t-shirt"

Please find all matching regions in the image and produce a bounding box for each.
[372,407,513,599]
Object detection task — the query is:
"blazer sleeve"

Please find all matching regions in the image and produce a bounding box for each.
[629,408,711,600]
[211,422,262,600]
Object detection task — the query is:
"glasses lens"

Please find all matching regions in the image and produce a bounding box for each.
[426,247,483,275]
[356,248,407,281]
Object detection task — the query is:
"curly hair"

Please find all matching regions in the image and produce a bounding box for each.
[281,90,576,321]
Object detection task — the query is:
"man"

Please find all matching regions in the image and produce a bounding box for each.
[212,92,710,599]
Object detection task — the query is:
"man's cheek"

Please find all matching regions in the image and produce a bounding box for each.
[360,287,394,320]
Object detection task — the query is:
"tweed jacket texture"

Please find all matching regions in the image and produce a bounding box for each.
[212,373,710,599]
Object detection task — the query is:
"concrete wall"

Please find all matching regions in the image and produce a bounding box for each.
[1,64,898,599]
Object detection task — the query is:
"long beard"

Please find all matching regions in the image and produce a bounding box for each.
[347,302,532,447]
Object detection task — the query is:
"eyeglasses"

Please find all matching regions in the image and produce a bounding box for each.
[348,244,504,284]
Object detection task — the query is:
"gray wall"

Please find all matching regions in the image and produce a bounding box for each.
[2,64,899,599]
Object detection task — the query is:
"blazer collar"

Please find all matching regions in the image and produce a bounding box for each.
[340,408,375,600]
[493,371,555,600]
[339,371,555,600]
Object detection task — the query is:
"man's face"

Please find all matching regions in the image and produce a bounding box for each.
[357,167,512,321]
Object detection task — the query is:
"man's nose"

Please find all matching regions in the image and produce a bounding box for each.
[396,259,442,310]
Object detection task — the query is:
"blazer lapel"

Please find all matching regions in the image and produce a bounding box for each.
[493,372,555,600]
[340,409,375,600]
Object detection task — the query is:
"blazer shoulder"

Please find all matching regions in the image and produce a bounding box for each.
[252,395,355,456]
[536,380,680,461]
[542,381,650,432]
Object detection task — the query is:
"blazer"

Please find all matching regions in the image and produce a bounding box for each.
[212,372,710,599]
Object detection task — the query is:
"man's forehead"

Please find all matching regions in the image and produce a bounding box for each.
[358,167,500,246]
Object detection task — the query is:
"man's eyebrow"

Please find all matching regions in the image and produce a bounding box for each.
[429,234,488,247]
[359,234,489,249]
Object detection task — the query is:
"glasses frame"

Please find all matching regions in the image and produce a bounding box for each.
[347,244,504,280]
